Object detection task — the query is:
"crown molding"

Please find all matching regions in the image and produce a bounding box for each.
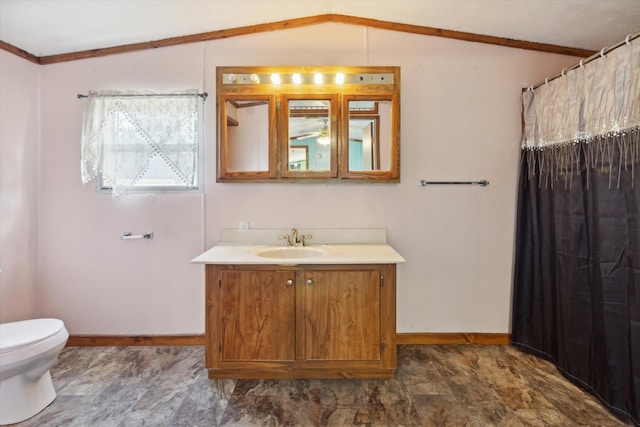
[1,13,595,65]
[0,40,40,64]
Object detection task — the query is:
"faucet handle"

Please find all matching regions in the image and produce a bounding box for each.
[278,234,292,246]
[300,234,312,246]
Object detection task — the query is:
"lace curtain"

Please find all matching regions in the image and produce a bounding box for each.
[81,91,200,197]
[521,39,639,187]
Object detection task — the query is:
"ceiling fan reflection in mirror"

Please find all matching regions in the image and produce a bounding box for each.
[290,119,330,145]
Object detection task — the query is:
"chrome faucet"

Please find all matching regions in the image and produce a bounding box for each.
[278,228,312,246]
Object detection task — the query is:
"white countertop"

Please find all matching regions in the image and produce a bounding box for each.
[191,243,406,265]
[192,228,405,265]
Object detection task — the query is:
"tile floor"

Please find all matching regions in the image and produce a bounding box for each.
[11,345,630,426]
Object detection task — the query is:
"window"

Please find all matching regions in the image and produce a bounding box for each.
[80,91,204,197]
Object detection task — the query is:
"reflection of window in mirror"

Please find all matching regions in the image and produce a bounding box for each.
[288,146,308,170]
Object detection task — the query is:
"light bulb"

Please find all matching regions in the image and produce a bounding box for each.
[292,73,302,84]
[271,74,281,84]
[314,73,323,84]
[317,135,330,145]
[335,73,345,84]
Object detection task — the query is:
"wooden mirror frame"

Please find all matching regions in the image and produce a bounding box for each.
[341,94,399,181]
[218,93,277,180]
[216,66,400,183]
[281,93,339,179]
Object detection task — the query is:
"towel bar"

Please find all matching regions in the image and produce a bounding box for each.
[418,179,489,187]
[121,232,154,240]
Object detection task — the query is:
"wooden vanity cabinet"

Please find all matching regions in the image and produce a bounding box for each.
[218,269,296,362]
[205,264,397,379]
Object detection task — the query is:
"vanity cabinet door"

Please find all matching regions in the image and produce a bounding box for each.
[301,269,381,361]
[219,270,295,361]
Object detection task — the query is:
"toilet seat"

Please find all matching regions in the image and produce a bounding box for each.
[0,319,65,353]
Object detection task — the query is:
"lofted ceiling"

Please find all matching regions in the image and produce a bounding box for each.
[0,0,639,59]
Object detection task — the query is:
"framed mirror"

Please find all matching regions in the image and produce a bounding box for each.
[281,95,338,178]
[218,94,276,179]
[341,95,399,180]
[216,66,400,182]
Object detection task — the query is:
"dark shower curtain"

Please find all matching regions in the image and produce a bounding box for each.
[512,136,640,425]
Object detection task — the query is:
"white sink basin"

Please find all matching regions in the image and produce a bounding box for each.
[257,246,326,259]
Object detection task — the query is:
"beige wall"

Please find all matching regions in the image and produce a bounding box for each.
[0,50,40,322]
[4,23,579,333]
[38,43,207,334]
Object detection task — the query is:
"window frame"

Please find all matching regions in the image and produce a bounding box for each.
[95,96,205,195]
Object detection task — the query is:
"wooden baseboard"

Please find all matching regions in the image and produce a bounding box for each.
[396,333,511,345]
[67,333,509,347]
[66,335,205,346]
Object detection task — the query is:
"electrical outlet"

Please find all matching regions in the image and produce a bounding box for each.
[239,221,249,230]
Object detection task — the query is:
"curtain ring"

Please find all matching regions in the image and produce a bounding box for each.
[626,34,633,45]
[561,68,567,77]
[545,78,549,85]
[527,85,534,92]
[579,59,585,68]
[600,47,607,58]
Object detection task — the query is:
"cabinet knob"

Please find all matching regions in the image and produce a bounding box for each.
[306,279,313,285]
[286,279,293,286]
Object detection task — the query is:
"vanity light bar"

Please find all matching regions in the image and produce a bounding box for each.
[223,73,394,85]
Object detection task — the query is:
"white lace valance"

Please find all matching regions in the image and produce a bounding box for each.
[80,90,201,197]
[522,39,639,149]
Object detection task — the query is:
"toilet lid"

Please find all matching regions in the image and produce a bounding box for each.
[0,318,65,352]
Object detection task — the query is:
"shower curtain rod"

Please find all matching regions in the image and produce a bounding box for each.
[77,92,208,100]
[529,32,639,91]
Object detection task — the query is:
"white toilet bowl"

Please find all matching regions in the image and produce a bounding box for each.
[0,318,69,425]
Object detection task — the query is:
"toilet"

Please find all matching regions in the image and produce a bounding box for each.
[0,318,69,425]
